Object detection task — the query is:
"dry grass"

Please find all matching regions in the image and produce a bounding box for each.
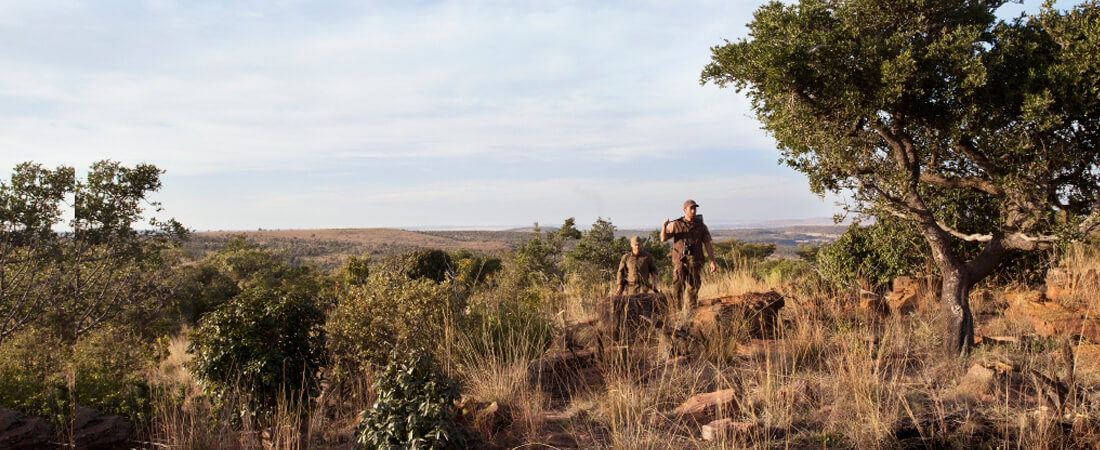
[135,247,1100,449]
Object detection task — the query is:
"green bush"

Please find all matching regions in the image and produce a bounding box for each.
[379,248,453,283]
[816,218,930,289]
[0,328,70,426]
[354,348,475,450]
[754,258,814,285]
[186,285,326,416]
[464,295,556,361]
[326,272,459,378]
[70,325,154,424]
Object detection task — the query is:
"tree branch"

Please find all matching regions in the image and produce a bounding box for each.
[919,173,1003,195]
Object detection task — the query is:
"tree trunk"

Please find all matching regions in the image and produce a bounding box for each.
[939,266,974,355]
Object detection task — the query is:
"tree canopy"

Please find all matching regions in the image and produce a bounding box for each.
[703,0,1100,354]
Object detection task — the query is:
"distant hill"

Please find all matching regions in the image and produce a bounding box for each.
[189,224,848,269]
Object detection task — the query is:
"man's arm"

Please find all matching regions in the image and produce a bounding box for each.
[660,218,671,242]
[705,241,717,273]
[614,254,628,296]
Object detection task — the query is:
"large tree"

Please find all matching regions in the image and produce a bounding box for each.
[702,0,1100,354]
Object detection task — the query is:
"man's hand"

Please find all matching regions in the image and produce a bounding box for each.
[709,260,718,273]
[615,287,624,296]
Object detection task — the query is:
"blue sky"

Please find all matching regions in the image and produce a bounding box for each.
[0,0,1054,230]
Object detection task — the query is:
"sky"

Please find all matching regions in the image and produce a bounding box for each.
[0,0,1052,230]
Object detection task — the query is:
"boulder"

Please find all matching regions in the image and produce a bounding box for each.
[885,275,939,315]
[700,418,757,442]
[1005,298,1100,341]
[1046,268,1099,303]
[596,292,668,343]
[859,290,888,317]
[72,406,133,450]
[0,407,54,450]
[776,380,814,408]
[685,291,785,340]
[527,348,601,399]
[672,389,739,424]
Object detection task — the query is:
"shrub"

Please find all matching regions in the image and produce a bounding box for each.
[379,248,453,283]
[816,218,930,289]
[70,325,155,424]
[354,348,475,450]
[0,328,70,426]
[464,295,556,361]
[186,285,326,416]
[326,272,458,378]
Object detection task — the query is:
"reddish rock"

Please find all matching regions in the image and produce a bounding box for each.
[859,290,888,317]
[596,292,669,342]
[0,407,54,450]
[673,389,739,424]
[1005,299,1100,341]
[687,291,785,339]
[1046,268,1100,303]
[777,380,814,408]
[701,418,757,442]
[1006,289,1046,304]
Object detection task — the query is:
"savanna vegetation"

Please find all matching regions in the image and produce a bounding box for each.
[2,0,1098,448]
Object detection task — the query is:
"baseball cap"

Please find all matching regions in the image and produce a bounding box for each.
[683,199,699,209]
[630,235,640,245]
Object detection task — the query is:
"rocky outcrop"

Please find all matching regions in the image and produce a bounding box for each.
[1005,296,1100,342]
[1046,268,1099,303]
[596,292,668,343]
[72,406,134,450]
[672,389,739,424]
[684,291,785,340]
[0,407,54,450]
[886,276,938,315]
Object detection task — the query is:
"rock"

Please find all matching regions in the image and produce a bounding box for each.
[955,364,997,403]
[672,389,739,424]
[596,293,669,343]
[777,380,814,408]
[1005,298,1100,341]
[859,290,888,317]
[528,348,601,399]
[544,431,579,448]
[700,418,756,442]
[1046,268,1100,303]
[73,406,133,450]
[1006,289,1046,304]
[560,318,599,351]
[472,402,512,434]
[686,291,785,340]
[0,407,54,450]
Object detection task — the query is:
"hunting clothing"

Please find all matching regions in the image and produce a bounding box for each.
[665,216,712,311]
[616,249,658,295]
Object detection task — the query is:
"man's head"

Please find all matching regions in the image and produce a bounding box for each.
[682,199,699,221]
[630,235,641,254]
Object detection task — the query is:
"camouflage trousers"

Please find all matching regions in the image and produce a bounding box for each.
[672,263,703,318]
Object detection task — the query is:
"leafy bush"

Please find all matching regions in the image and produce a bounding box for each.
[379,248,453,283]
[69,325,154,424]
[464,294,556,361]
[0,328,70,426]
[354,348,475,450]
[754,258,815,285]
[816,218,930,289]
[326,271,458,378]
[186,285,327,416]
[449,249,502,291]
[562,217,629,282]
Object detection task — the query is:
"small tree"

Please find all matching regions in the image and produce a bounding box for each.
[187,285,326,416]
[703,0,1100,354]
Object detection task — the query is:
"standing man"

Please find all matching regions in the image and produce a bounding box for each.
[615,236,660,296]
[662,199,717,315]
